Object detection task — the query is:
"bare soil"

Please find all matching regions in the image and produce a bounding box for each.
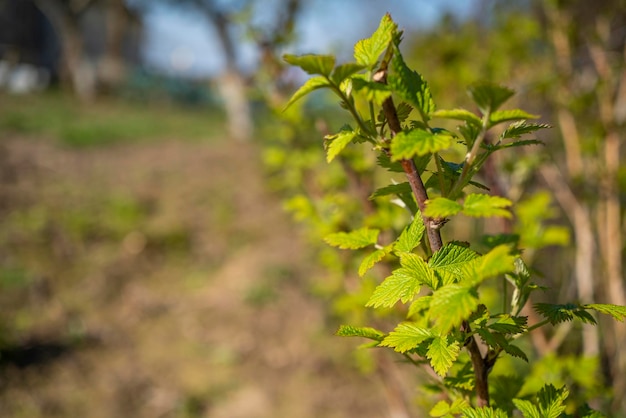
[0,137,407,417]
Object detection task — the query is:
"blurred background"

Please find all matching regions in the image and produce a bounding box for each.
[0,0,625,416]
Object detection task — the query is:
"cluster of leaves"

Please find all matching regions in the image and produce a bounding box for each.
[283,13,626,415]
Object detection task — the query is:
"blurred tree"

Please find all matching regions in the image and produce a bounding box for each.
[31,0,141,100]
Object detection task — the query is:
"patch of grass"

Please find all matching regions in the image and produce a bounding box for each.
[0,91,225,146]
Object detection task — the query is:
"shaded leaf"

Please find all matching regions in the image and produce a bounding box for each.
[533,303,580,325]
[501,121,551,140]
[352,77,392,105]
[468,82,515,113]
[370,182,412,199]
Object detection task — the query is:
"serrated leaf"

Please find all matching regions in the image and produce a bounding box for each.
[389,44,436,118]
[537,384,569,418]
[461,406,509,418]
[489,109,539,126]
[430,284,479,333]
[432,109,482,128]
[394,214,425,253]
[462,194,512,218]
[354,13,397,68]
[366,252,434,308]
[407,295,432,318]
[572,309,598,324]
[325,130,357,162]
[488,315,527,334]
[424,197,463,218]
[283,76,331,110]
[429,242,479,279]
[376,153,405,172]
[584,303,626,322]
[358,248,388,277]
[336,325,385,341]
[502,342,528,362]
[352,78,392,105]
[512,399,541,418]
[533,303,579,325]
[396,102,413,123]
[468,82,515,113]
[430,400,451,417]
[390,129,453,161]
[461,245,516,285]
[283,53,335,76]
[330,62,365,84]
[370,182,412,199]
[324,227,379,249]
[501,121,551,140]
[427,336,460,376]
[380,322,432,352]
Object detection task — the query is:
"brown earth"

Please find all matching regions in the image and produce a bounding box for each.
[0,137,418,417]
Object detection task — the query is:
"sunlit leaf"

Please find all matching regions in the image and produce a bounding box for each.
[489,109,538,126]
[283,76,331,110]
[394,214,425,253]
[354,13,397,68]
[462,194,512,218]
[424,197,463,218]
[331,62,366,84]
[391,129,453,161]
[389,43,436,118]
[501,121,551,140]
[336,325,385,341]
[283,53,335,76]
[380,322,432,353]
[358,248,389,277]
[427,335,460,376]
[324,227,379,249]
[325,129,357,162]
[432,108,482,127]
[430,284,479,333]
[584,304,626,322]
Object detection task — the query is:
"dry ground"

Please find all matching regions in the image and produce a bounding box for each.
[0,136,415,417]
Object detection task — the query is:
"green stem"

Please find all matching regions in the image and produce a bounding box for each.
[328,80,377,140]
[527,318,551,333]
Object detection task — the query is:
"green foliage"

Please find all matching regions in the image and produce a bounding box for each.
[281,11,625,416]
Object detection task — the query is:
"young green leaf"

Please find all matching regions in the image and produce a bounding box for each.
[461,406,509,418]
[336,325,385,341]
[388,44,436,119]
[351,78,392,105]
[462,194,512,218]
[427,335,460,376]
[461,245,516,285]
[501,121,551,140]
[390,129,454,161]
[394,214,425,253]
[366,253,434,308]
[488,315,528,334]
[358,248,389,277]
[380,322,432,353]
[511,399,541,418]
[430,399,469,417]
[431,108,482,128]
[424,197,463,218]
[324,227,379,249]
[283,76,331,110]
[283,53,335,76]
[429,242,479,278]
[354,13,397,68]
[489,109,539,126]
[584,303,626,322]
[407,295,432,319]
[330,62,366,84]
[533,303,581,325]
[325,130,357,162]
[537,384,569,418]
[430,284,479,334]
[468,82,515,114]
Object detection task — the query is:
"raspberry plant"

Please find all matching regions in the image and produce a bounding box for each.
[283,14,626,416]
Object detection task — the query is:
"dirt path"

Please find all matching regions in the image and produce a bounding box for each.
[0,137,393,417]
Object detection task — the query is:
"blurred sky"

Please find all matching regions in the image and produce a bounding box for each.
[140,0,478,78]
